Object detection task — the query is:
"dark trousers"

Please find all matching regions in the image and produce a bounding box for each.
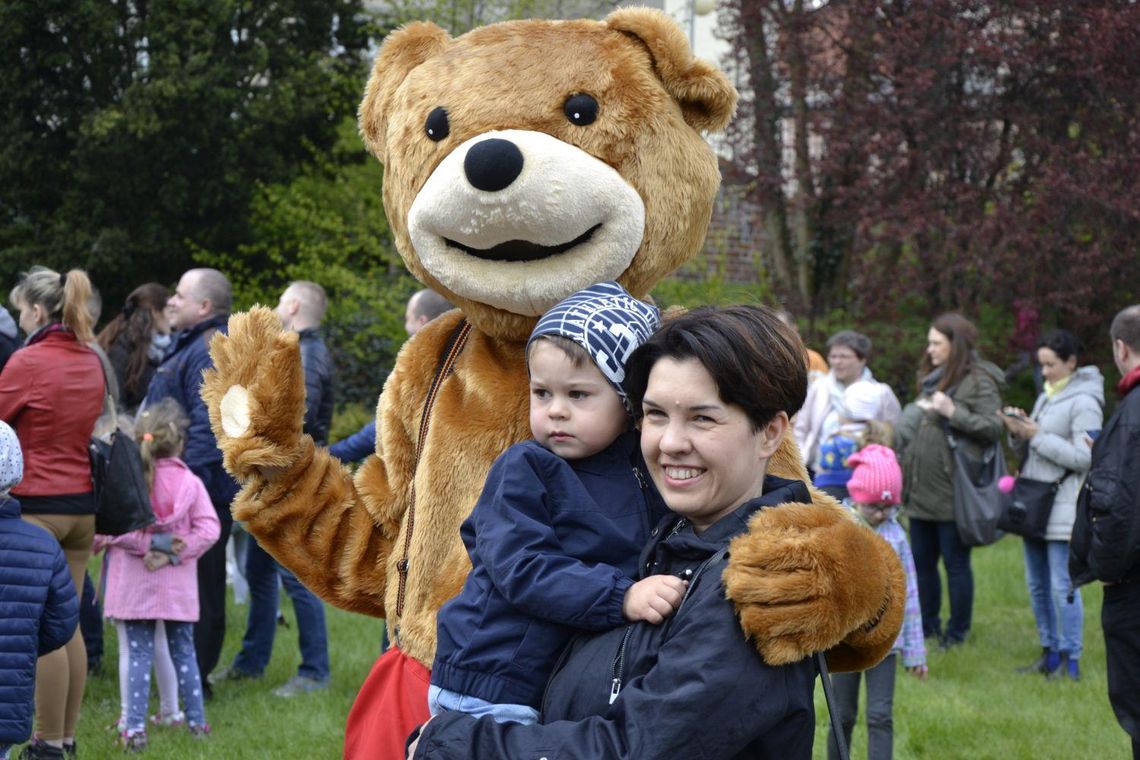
[909,518,973,642]
[80,571,103,667]
[1103,580,1140,755]
[195,504,233,680]
[232,537,330,681]
[828,653,897,760]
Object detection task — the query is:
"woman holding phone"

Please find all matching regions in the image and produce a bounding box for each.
[1001,329,1104,680]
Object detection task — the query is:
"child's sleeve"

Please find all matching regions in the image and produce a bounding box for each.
[471,450,633,630]
[39,546,79,656]
[175,474,222,562]
[94,528,153,556]
[894,527,926,667]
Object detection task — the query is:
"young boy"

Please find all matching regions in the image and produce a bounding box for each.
[827,443,927,760]
[429,281,685,724]
[0,421,79,760]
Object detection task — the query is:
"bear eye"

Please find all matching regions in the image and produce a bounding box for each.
[425,107,450,141]
[563,94,598,126]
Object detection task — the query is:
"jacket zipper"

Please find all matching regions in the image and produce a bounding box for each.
[609,625,635,704]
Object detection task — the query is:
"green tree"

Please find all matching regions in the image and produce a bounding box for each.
[195,118,417,406]
[0,0,375,310]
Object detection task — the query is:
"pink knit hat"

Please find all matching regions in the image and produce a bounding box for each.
[847,444,902,506]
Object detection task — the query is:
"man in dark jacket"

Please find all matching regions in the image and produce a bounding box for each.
[1071,304,1140,758]
[214,281,335,697]
[143,268,238,693]
[0,421,79,760]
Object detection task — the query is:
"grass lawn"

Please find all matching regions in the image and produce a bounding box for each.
[24,534,1131,758]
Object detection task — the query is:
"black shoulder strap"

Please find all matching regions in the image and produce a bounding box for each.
[817,652,850,760]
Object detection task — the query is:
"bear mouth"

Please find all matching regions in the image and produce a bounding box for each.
[445,223,603,262]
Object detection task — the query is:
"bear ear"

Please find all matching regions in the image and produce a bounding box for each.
[358,22,452,162]
[605,7,737,133]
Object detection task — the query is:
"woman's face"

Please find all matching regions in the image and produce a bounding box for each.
[16,299,46,335]
[828,344,867,385]
[639,357,787,532]
[1038,347,1076,385]
[926,328,951,367]
[151,308,172,335]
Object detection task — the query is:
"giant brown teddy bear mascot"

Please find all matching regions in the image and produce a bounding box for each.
[201,8,905,758]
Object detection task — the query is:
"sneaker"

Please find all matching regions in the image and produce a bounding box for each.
[1017,647,1060,675]
[17,739,65,760]
[188,723,211,739]
[149,711,185,728]
[61,741,75,760]
[1048,653,1080,682]
[937,636,965,652]
[273,675,329,698]
[208,664,260,684]
[118,730,147,753]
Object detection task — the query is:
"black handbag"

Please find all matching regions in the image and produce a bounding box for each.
[88,369,155,536]
[998,474,1066,541]
[944,426,1006,547]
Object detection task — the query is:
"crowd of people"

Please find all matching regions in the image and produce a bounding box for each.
[1,262,1138,759]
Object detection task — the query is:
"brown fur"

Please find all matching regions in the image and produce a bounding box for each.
[202,8,900,677]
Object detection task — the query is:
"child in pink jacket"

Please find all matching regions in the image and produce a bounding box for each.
[93,399,220,751]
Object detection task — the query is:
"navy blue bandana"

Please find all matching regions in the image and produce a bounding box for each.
[527,281,660,414]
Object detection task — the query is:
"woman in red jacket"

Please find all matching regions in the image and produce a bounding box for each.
[0,265,105,760]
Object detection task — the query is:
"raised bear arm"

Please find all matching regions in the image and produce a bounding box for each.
[201,308,409,617]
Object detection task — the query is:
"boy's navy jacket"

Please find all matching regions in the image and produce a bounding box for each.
[0,496,79,745]
[432,430,666,709]
[143,315,237,508]
[416,476,817,759]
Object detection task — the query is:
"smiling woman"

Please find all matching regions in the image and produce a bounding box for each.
[408,305,882,760]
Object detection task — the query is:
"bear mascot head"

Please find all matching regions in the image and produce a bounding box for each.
[202,9,903,757]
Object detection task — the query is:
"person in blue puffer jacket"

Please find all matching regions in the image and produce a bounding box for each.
[0,421,79,760]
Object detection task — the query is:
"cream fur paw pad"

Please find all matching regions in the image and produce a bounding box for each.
[220,385,251,438]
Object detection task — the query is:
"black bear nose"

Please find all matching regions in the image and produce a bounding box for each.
[464,138,524,192]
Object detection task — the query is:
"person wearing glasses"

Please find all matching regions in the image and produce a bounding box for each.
[828,444,927,760]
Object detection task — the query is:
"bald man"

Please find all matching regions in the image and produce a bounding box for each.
[144,268,238,693]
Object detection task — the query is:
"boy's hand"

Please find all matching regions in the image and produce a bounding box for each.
[143,551,171,572]
[907,664,928,680]
[623,575,687,624]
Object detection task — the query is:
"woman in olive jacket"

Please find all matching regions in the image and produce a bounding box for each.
[894,313,1004,649]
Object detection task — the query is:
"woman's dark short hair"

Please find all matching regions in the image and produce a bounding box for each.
[1038,329,1082,363]
[624,305,807,430]
[826,330,872,361]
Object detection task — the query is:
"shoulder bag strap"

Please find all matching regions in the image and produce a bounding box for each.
[393,319,472,633]
[816,651,850,760]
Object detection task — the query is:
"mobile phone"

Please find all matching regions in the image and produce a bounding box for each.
[1001,409,1025,419]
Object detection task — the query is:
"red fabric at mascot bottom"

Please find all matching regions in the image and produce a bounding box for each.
[345,648,430,759]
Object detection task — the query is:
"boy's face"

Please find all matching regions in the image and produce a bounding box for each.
[528,340,628,460]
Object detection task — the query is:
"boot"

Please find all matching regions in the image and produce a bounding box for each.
[1016,647,1059,674]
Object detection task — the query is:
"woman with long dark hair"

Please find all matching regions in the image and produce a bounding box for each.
[0,266,106,759]
[96,283,172,414]
[894,313,1004,649]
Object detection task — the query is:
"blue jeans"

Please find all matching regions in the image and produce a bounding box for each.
[909,518,973,643]
[427,685,540,725]
[231,537,329,681]
[1023,538,1083,659]
[123,620,205,732]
